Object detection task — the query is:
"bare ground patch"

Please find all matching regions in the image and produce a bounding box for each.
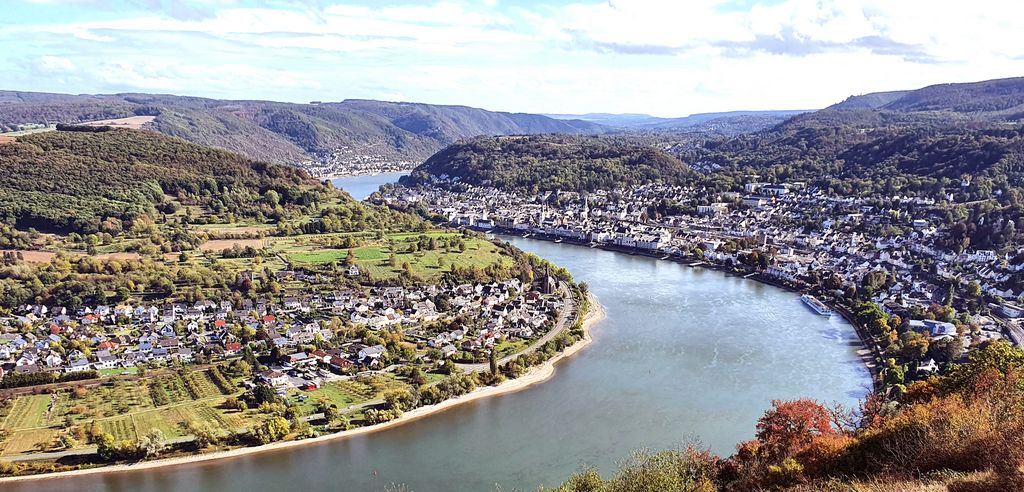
[83,116,156,130]
[0,250,57,263]
[94,252,142,261]
[199,239,266,252]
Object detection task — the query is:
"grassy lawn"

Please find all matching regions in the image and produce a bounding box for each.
[291,375,413,414]
[99,367,138,377]
[424,372,447,384]
[493,339,530,360]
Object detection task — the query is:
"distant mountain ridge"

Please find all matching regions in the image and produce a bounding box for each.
[408,75,1024,198]
[546,109,812,136]
[697,76,1024,196]
[0,91,606,167]
[806,77,1024,128]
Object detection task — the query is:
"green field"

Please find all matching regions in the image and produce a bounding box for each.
[99,367,139,377]
[493,339,530,360]
[285,231,511,281]
[3,395,52,430]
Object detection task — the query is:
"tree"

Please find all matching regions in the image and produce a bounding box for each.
[95,432,118,461]
[755,399,836,460]
[252,416,291,444]
[230,359,252,377]
[966,280,982,298]
[898,331,930,362]
[264,189,280,207]
[254,383,279,405]
[137,429,167,458]
[188,422,221,449]
[928,336,963,363]
[383,388,418,412]
[242,345,258,368]
[882,357,906,386]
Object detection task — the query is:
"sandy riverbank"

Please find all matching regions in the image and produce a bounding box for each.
[0,294,607,484]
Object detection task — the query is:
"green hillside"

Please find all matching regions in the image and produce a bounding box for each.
[0,91,606,166]
[404,135,690,193]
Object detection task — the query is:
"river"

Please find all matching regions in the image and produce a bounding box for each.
[10,237,870,492]
[330,172,408,201]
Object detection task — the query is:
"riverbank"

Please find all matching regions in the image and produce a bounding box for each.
[0,294,606,484]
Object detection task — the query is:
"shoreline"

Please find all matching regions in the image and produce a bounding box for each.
[0,294,606,484]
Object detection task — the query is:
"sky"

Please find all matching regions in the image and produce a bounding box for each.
[2,0,1024,117]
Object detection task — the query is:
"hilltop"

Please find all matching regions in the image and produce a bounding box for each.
[693,77,1024,195]
[782,76,1024,129]
[403,135,690,193]
[0,91,605,169]
[0,126,416,236]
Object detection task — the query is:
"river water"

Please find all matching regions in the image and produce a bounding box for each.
[330,172,408,201]
[10,237,871,492]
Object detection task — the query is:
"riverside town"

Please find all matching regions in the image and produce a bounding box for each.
[4,1,1024,491]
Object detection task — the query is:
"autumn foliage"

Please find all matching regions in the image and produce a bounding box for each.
[553,342,1024,491]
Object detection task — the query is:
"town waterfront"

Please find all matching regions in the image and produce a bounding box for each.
[330,172,407,201]
[9,237,870,492]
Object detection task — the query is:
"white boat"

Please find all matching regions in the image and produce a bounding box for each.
[554,238,563,243]
[800,294,833,316]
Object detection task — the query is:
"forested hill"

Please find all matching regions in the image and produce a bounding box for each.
[692,77,1024,196]
[0,91,605,166]
[403,135,690,193]
[782,76,1024,130]
[0,127,407,234]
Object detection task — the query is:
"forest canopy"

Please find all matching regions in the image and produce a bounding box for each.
[404,135,691,193]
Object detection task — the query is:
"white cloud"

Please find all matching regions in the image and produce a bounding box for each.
[4,0,1024,115]
[34,55,75,73]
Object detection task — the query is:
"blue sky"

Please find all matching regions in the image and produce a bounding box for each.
[3,0,1024,116]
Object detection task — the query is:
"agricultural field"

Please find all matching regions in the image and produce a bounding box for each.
[0,369,249,456]
[199,238,267,252]
[493,339,530,360]
[0,249,57,263]
[2,394,53,430]
[283,231,511,281]
[82,115,156,130]
[97,402,251,442]
[0,428,58,456]
[195,224,274,236]
[149,371,235,406]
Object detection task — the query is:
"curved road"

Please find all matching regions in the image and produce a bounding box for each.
[456,281,576,373]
